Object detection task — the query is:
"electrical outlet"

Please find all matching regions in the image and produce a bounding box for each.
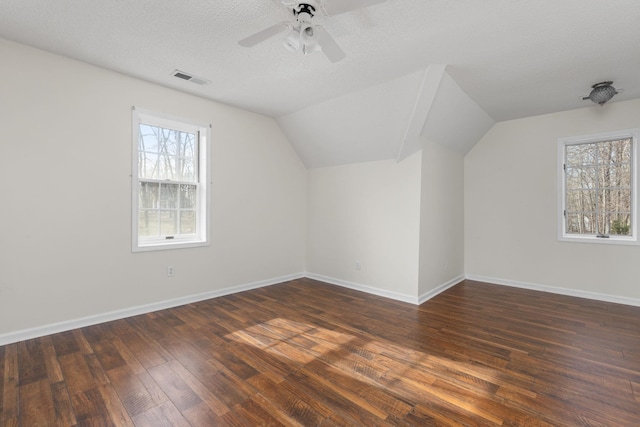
[167,266,175,277]
[355,260,361,270]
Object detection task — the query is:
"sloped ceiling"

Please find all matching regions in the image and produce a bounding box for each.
[1,0,639,167]
[421,72,495,155]
[279,65,495,167]
[278,71,423,168]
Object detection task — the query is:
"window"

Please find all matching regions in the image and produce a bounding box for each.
[132,108,210,251]
[558,129,639,244]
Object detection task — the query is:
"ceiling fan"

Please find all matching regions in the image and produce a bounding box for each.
[238,0,386,63]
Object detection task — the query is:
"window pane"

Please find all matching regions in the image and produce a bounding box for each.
[140,124,197,182]
[160,211,177,235]
[139,182,159,209]
[598,164,631,189]
[138,210,159,237]
[139,152,158,180]
[566,213,596,234]
[566,166,597,190]
[566,144,596,166]
[180,158,196,182]
[180,210,196,234]
[160,184,178,209]
[180,185,197,209]
[597,139,631,164]
[608,213,632,235]
[609,163,631,188]
[182,136,195,158]
[157,155,176,181]
[139,124,159,153]
[566,189,596,213]
[601,188,631,213]
[163,129,179,156]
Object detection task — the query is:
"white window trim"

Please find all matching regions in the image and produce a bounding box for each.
[132,107,211,252]
[557,128,639,245]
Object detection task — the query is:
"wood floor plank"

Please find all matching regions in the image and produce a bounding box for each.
[50,381,77,426]
[0,344,18,421]
[131,400,191,427]
[18,379,56,427]
[147,362,203,412]
[0,419,18,427]
[51,331,80,357]
[72,329,95,355]
[107,365,163,416]
[70,386,114,426]
[118,330,173,370]
[2,278,640,425]
[17,339,48,386]
[40,336,64,385]
[97,384,135,426]
[223,398,287,426]
[181,401,226,426]
[92,338,128,372]
[58,352,103,396]
[164,359,231,416]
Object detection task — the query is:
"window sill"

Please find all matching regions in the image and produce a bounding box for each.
[133,239,209,253]
[558,235,639,246]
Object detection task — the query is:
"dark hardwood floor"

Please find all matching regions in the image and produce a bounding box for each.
[1,278,640,426]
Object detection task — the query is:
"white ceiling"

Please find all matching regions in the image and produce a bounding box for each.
[2,0,639,166]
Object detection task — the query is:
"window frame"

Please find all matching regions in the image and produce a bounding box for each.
[557,128,639,245]
[132,107,211,252]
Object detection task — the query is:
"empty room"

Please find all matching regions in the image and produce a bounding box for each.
[1,0,640,425]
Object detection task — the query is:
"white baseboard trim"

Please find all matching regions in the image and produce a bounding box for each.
[465,274,640,307]
[0,272,305,346]
[305,273,420,304]
[418,275,465,305]
[305,273,465,306]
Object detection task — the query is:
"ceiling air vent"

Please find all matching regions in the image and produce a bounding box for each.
[171,69,210,85]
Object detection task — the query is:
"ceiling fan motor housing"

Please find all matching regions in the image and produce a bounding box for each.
[294,3,317,20]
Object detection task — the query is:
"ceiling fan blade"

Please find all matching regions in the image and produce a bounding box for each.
[325,0,386,16]
[238,22,289,47]
[316,27,346,63]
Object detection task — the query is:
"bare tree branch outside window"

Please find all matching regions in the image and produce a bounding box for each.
[565,138,631,236]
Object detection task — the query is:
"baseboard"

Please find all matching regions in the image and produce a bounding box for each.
[14,271,625,347]
[305,273,465,306]
[305,273,420,304]
[418,275,465,305]
[465,274,640,307]
[0,272,305,346]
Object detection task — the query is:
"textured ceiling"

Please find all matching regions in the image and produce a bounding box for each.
[2,0,639,165]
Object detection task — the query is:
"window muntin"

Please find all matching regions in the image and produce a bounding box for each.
[132,109,210,251]
[559,129,639,244]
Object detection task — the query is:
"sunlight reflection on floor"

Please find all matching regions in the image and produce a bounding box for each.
[226,317,506,424]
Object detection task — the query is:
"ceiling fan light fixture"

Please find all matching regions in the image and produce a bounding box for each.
[299,24,321,55]
[283,28,301,51]
[584,81,618,106]
[299,24,316,44]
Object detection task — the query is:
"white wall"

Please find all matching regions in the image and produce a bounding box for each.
[306,153,422,300]
[465,98,640,301]
[0,39,307,337]
[419,141,465,296]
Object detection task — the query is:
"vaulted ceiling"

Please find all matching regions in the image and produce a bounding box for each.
[2,0,639,166]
